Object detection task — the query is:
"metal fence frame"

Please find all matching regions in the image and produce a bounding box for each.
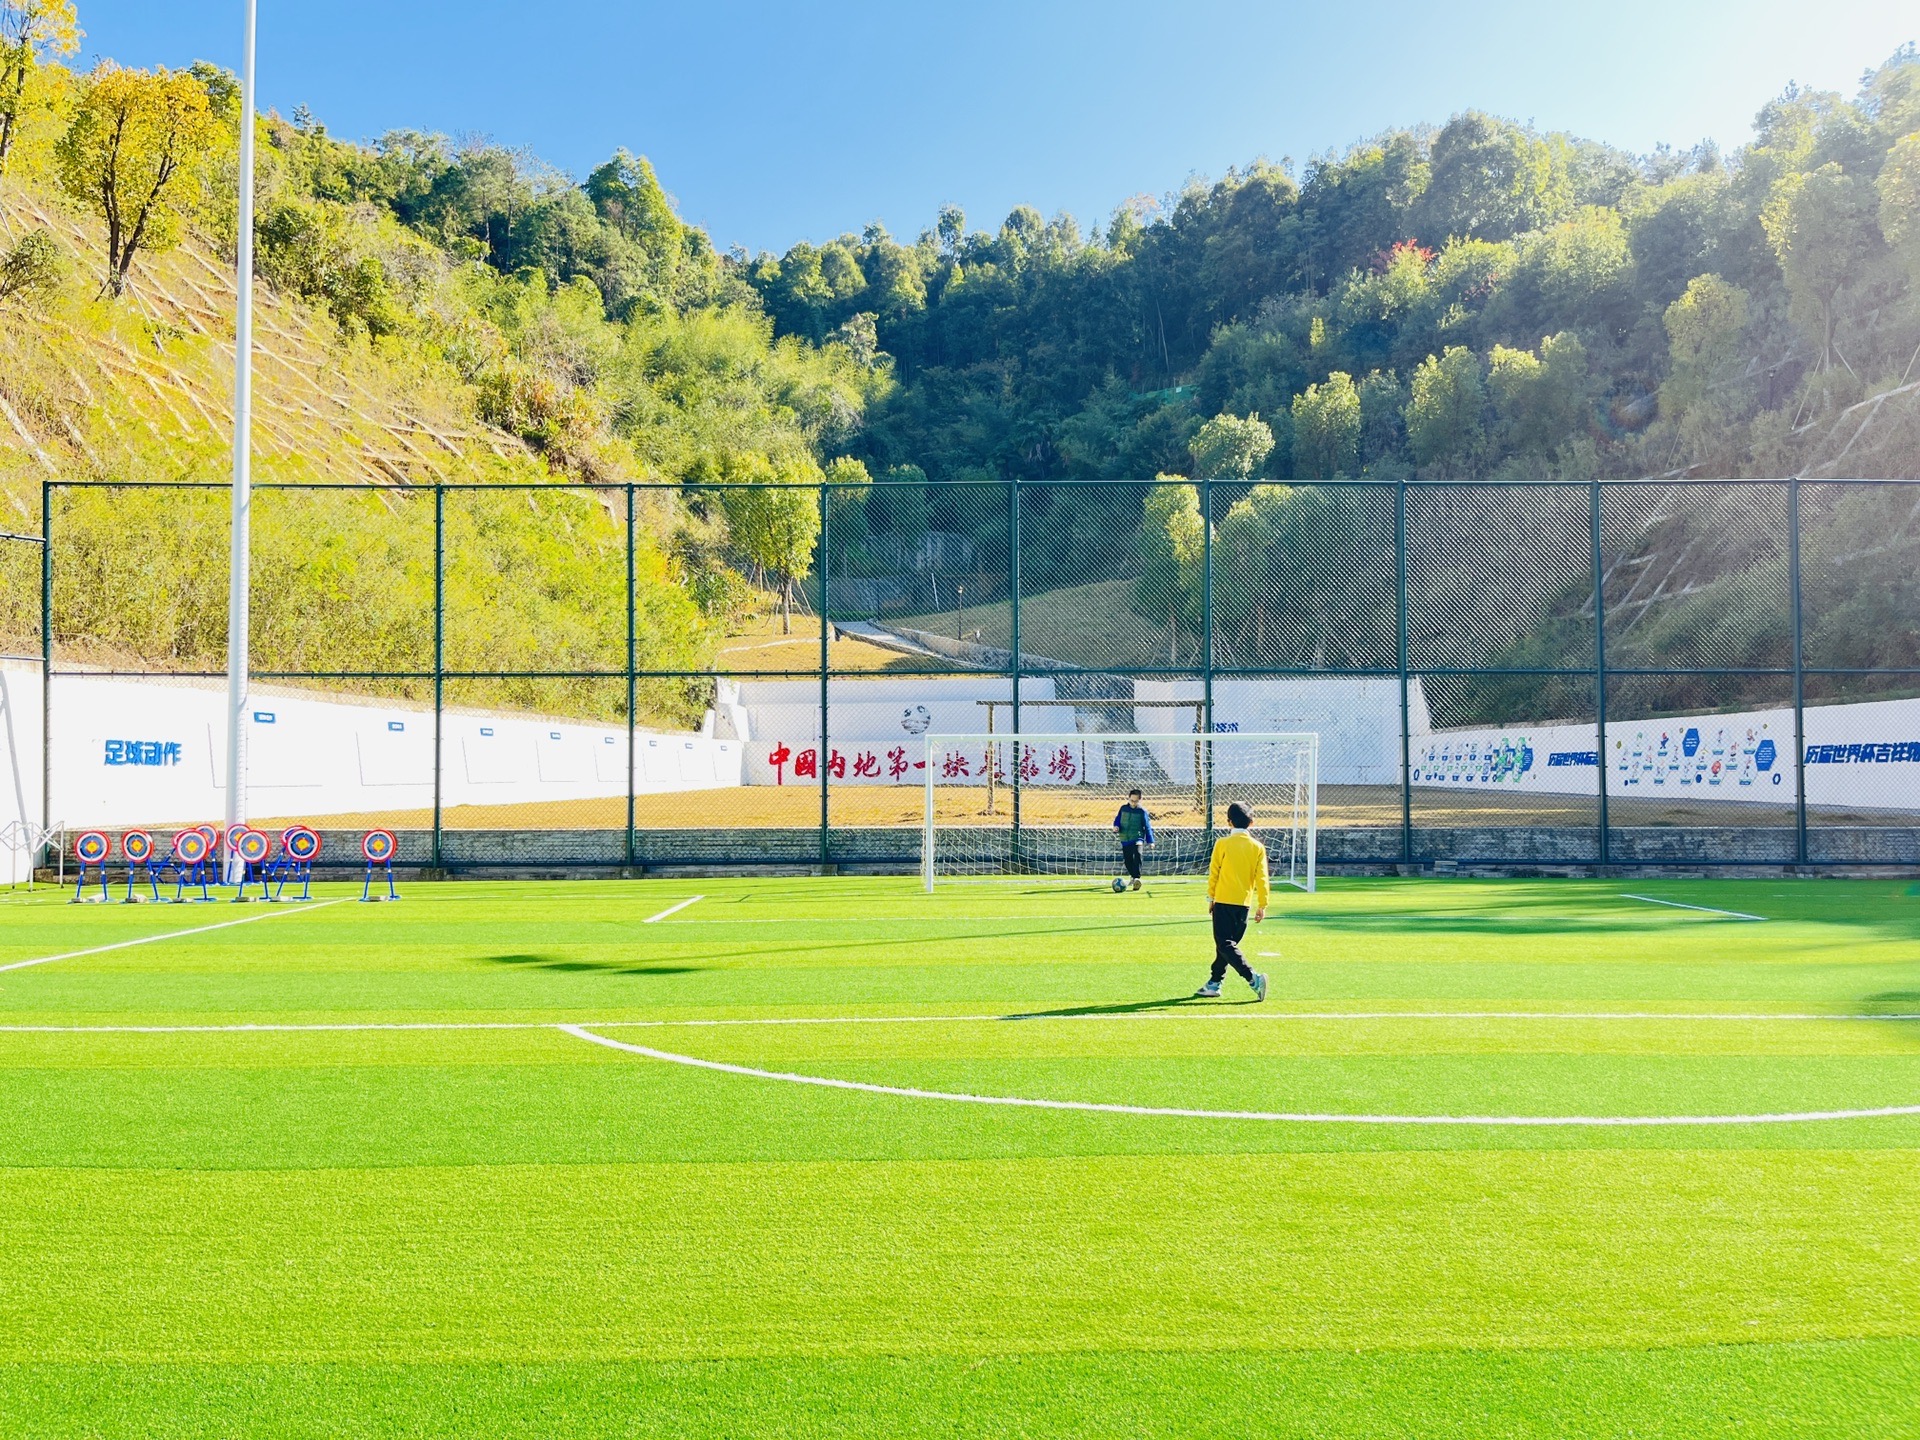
[25,474,1920,873]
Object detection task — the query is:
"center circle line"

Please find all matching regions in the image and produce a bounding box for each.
[557,1024,1920,1128]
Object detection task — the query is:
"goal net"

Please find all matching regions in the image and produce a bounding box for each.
[922,731,1318,890]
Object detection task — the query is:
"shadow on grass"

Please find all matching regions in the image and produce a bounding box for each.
[690,918,1206,966]
[483,953,705,976]
[1002,995,1259,1020]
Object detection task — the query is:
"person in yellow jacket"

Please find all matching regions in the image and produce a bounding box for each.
[1194,801,1269,1001]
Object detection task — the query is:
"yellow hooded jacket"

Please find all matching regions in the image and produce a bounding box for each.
[1207,829,1270,909]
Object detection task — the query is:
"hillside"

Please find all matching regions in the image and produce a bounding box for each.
[0,43,881,721]
[0,177,535,503]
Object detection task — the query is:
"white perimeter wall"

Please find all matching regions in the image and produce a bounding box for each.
[0,661,45,884]
[1412,696,1920,811]
[8,664,1915,874]
[1134,677,1421,788]
[737,675,1061,786]
[35,675,741,832]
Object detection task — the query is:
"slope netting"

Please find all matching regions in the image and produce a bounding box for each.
[20,477,1920,873]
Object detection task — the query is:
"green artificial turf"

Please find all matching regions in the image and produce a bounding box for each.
[1,874,1917,1435]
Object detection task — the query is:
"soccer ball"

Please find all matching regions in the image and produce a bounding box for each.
[1112,876,1128,893]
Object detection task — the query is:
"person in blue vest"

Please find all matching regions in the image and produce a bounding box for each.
[1111,788,1156,891]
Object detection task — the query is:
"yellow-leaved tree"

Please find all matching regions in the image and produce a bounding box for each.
[0,0,78,172]
[56,61,219,297]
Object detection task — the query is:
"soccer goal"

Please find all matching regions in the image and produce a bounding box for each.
[921,731,1318,890]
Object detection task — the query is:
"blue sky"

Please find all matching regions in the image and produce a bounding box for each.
[68,1,1917,255]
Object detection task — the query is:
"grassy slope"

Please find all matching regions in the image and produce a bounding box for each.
[0,876,1916,1436]
[891,576,1188,670]
[0,176,534,506]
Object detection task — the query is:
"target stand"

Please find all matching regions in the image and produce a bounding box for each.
[228,826,275,901]
[199,825,230,890]
[270,826,320,901]
[170,828,215,902]
[361,830,399,902]
[121,830,160,902]
[70,831,112,903]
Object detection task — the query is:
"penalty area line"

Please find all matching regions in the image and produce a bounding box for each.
[643,895,705,924]
[0,899,346,975]
[1620,894,1768,921]
[558,1024,1920,1127]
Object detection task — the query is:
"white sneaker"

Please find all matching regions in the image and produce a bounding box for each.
[1251,972,1268,1002]
[1193,981,1222,998]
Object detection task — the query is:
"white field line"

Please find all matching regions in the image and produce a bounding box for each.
[559,1025,1920,1128]
[5,1009,1920,1036]
[650,915,1210,925]
[0,900,346,974]
[1620,894,1768,921]
[642,895,705,924]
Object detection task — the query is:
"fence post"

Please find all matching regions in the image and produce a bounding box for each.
[40,481,52,838]
[431,484,445,870]
[1395,479,1412,869]
[1009,480,1022,864]
[626,483,637,871]
[1590,479,1611,869]
[819,481,830,870]
[1201,476,1214,835]
[1788,476,1808,867]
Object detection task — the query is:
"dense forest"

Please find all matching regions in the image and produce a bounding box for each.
[2,1,1917,723]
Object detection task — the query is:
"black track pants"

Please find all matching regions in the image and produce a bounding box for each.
[1209,903,1255,985]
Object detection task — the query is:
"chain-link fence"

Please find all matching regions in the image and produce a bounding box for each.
[1,521,47,882]
[22,475,1920,873]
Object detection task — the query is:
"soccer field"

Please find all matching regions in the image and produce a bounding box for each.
[2,876,1918,1437]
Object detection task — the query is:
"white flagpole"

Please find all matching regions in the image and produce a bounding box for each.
[224,0,258,880]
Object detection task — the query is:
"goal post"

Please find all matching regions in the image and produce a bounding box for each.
[921,731,1318,891]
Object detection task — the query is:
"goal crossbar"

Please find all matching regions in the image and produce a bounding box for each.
[921,731,1319,892]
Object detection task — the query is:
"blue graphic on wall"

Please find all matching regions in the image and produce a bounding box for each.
[104,740,183,767]
[1616,722,1780,790]
[1411,735,1534,785]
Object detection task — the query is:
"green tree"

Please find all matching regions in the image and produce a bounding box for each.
[869,463,929,539]
[0,0,77,171]
[1215,483,1392,667]
[1188,410,1274,480]
[0,226,63,306]
[1290,371,1361,480]
[1760,163,1882,372]
[1415,111,1572,242]
[1505,206,1636,338]
[1405,346,1485,473]
[720,452,824,634]
[56,62,220,296]
[1356,369,1406,466]
[1487,332,1589,454]
[1877,130,1920,280]
[1659,276,1750,420]
[1133,479,1204,662]
[823,455,872,564]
